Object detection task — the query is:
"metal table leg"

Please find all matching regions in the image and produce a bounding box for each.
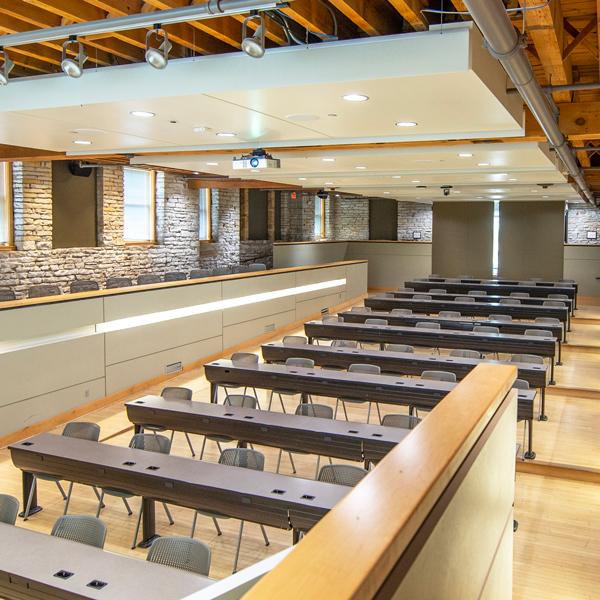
[19,471,42,518]
[539,387,548,422]
[523,419,536,460]
[210,382,218,404]
[549,357,556,386]
[137,498,159,548]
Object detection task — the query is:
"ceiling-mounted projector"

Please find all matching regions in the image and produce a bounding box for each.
[232,148,281,170]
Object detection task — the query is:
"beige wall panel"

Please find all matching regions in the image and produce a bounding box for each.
[564,245,600,297]
[344,261,369,299]
[0,335,105,406]
[273,243,348,268]
[392,397,516,600]
[479,518,514,600]
[295,266,347,302]
[223,298,294,328]
[105,336,222,395]
[103,282,222,321]
[222,310,295,349]
[296,292,345,321]
[0,299,103,341]
[104,313,223,366]
[0,378,106,438]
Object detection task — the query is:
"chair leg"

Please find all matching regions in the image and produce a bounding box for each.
[260,524,270,546]
[252,388,261,410]
[23,476,37,521]
[55,481,67,501]
[216,441,223,454]
[278,393,287,414]
[267,391,274,411]
[375,402,382,424]
[184,432,196,457]
[212,517,222,536]
[342,401,349,421]
[199,437,207,460]
[131,502,143,549]
[334,399,340,419]
[276,449,283,473]
[95,491,105,518]
[91,486,105,508]
[191,511,198,538]
[288,452,297,474]
[233,520,245,573]
[162,502,174,525]
[314,455,321,480]
[63,482,74,515]
[169,430,175,445]
[366,402,372,424]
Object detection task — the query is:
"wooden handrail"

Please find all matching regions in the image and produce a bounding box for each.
[244,364,517,599]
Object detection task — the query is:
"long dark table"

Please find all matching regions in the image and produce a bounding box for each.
[126,395,409,463]
[304,320,558,384]
[261,342,549,420]
[10,434,350,547]
[364,295,570,334]
[0,522,213,600]
[425,275,577,296]
[203,360,537,459]
[407,279,576,309]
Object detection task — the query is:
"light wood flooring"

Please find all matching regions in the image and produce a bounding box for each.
[0,301,598,596]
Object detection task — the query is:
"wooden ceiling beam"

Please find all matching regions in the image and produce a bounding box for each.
[386,0,428,32]
[327,0,402,36]
[524,100,600,141]
[563,17,598,62]
[562,18,596,61]
[231,12,289,46]
[188,178,299,189]
[449,0,468,13]
[281,0,354,38]
[0,144,65,161]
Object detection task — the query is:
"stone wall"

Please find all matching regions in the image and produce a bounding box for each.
[397,201,433,241]
[566,204,600,245]
[279,191,318,241]
[332,196,369,240]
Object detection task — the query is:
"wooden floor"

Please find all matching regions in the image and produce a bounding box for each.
[0,300,598,595]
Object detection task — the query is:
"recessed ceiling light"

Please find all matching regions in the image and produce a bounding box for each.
[396,121,418,127]
[453,191,461,194]
[411,180,421,183]
[476,196,484,199]
[495,173,508,177]
[383,191,391,194]
[130,110,155,118]
[458,153,473,158]
[193,171,199,175]
[298,177,307,181]
[251,169,260,173]
[490,195,503,199]
[343,93,369,102]
[355,165,367,170]
[542,195,549,198]
[392,175,402,179]
[217,132,236,137]
[509,178,517,181]
[193,126,207,133]
[322,158,336,162]
[73,140,92,145]
[325,182,334,185]
[477,162,490,167]
[206,162,219,166]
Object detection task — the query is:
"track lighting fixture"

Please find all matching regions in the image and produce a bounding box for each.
[241,14,265,59]
[0,47,14,86]
[145,26,172,70]
[61,36,87,78]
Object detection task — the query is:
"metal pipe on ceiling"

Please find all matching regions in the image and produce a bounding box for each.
[462,0,597,206]
[543,81,600,93]
[0,0,288,47]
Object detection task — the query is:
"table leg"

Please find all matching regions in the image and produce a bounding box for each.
[539,388,548,422]
[137,498,159,548]
[134,424,142,434]
[18,471,42,518]
[307,336,313,344]
[292,529,301,544]
[523,419,536,460]
[210,382,218,404]
[549,357,556,385]
[557,341,562,366]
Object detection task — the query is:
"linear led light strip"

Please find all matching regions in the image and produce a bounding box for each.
[0,279,346,355]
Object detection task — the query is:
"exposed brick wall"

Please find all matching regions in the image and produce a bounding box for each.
[333,196,369,240]
[566,204,600,244]
[397,201,432,241]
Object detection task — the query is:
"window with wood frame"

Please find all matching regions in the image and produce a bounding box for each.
[198,188,212,241]
[314,196,325,239]
[0,162,13,248]
[123,167,155,243]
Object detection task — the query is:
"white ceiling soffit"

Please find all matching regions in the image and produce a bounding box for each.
[0,23,523,153]
[134,141,579,203]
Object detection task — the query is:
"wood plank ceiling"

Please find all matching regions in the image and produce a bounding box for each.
[1,1,600,193]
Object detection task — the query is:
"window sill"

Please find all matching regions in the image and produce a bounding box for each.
[124,241,157,247]
[199,239,214,244]
[0,245,16,252]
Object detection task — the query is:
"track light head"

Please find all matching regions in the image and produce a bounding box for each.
[61,36,87,78]
[145,26,172,70]
[0,48,14,86]
[241,14,265,59]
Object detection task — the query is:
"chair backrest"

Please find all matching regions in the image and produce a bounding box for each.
[129,433,171,454]
[528,277,543,282]
[331,340,358,348]
[524,329,552,337]
[70,280,99,294]
[224,394,258,409]
[364,318,388,326]
[510,353,544,365]
[548,294,568,300]
[468,290,486,296]
[381,414,421,430]
[0,494,19,525]
[449,349,482,359]
[413,294,432,300]
[473,325,500,334]
[489,314,512,322]
[295,403,334,419]
[416,321,441,329]
[105,277,132,289]
[248,263,267,272]
[212,267,231,276]
[534,317,560,325]
[558,280,575,285]
[446,278,461,283]
[500,298,520,305]
[0,288,15,302]
[317,464,368,487]
[429,274,440,278]
[283,335,308,346]
[459,275,472,279]
[386,343,414,353]
[518,281,530,286]
[219,448,265,471]
[439,311,461,318]
[286,357,315,369]
[161,386,193,401]
[455,296,475,302]
[543,300,565,307]
[428,288,445,293]
[231,352,259,366]
[147,536,211,576]
[391,308,412,316]
[164,271,187,282]
[350,306,371,312]
[28,284,61,299]
[189,269,212,280]
[421,370,457,383]
[348,363,381,375]
[322,315,342,323]
[510,292,529,298]
[62,421,101,442]
[51,515,107,549]
[512,378,530,390]
[137,273,162,285]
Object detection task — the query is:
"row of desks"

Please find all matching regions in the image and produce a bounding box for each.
[423,275,577,294]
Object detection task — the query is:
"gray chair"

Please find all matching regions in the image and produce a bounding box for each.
[70,280,99,293]
[248,263,267,271]
[96,434,175,549]
[518,281,530,286]
[212,266,231,276]
[331,339,358,348]
[439,311,461,318]
[317,464,368,487]
[137,273,162,285]
[191,448,269,573]
[0,494,19,525]
[386,343,414,353]
[455,296,475,302]
[322,314,342,323]
[189,269,212,279]
[268,358,314,413]
[468,290,486,296]
[106,276,132,289]
[350,306,371,312]
[164,271,187,282]
[510,292,530,298]
[473,325,500,334]
[543,300,566,307]
[28,284,61,298]
[0,288,15,302]
[535,317,561,326]
[548,294,568,300]
[276,403,334,479]
[524,329,552,338]
[428,288,445,294]
[513,379,530,390]
[413,294,432,300]
[500,298,521,305]
[51,515,107,549]
[219,353,260,407]
[283,335,308,346]
[391,308,412,316]
[459,275,472,279]
[489,314,512,322]
[335,363,382,424]
[511,353,544,365]
[421,370,457,383]
[24,422,102,520]
[381,414,421,430]
[558,280,575,285]
[142,387,196,457]
[364,318,388,326]
[147,536,211,576]
[450,348,482,359]
[529,278,544,282]
[200,394,259,460]
[446,278,461,283]
[416,321,440,329]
